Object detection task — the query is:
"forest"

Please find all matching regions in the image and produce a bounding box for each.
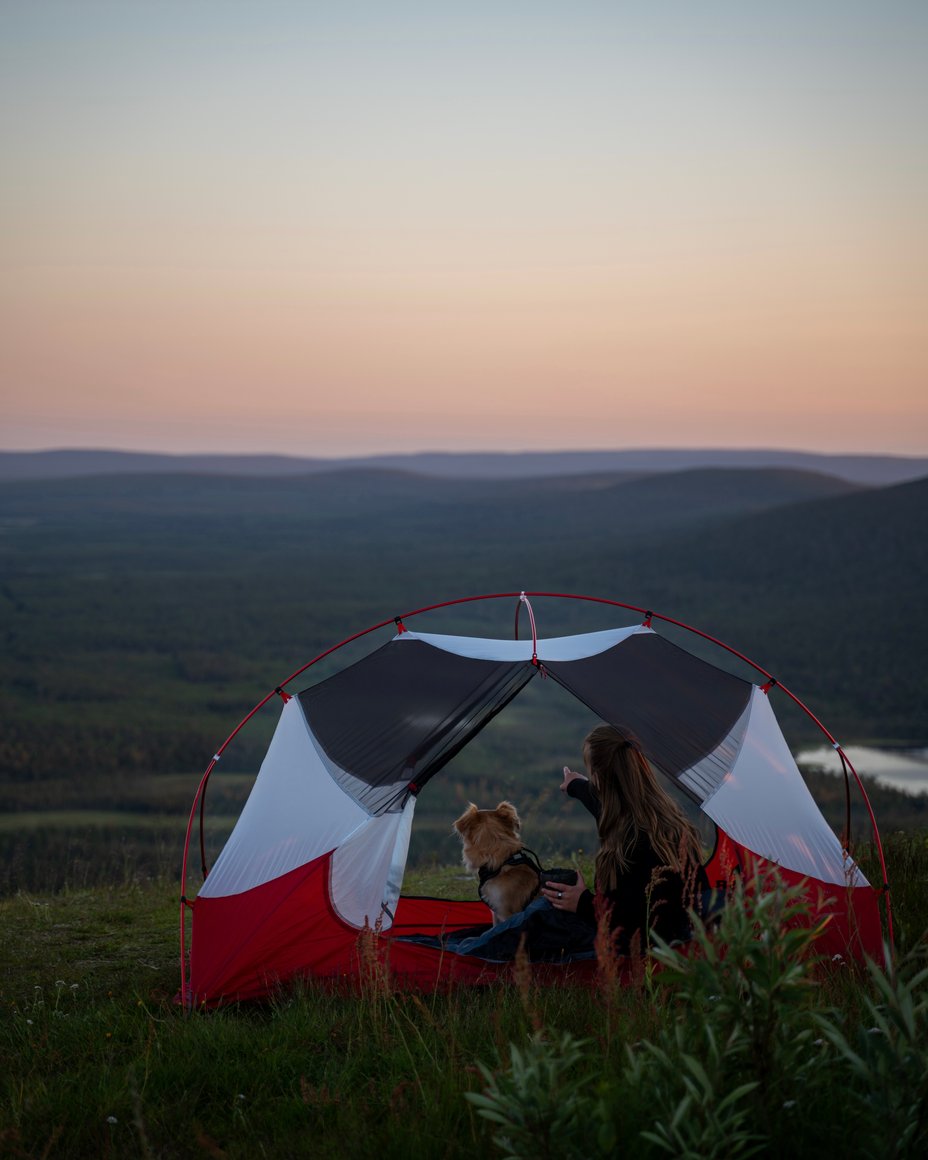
[1,463,926,889]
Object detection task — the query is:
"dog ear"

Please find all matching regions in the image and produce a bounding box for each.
[452,803,479,837]
[494,800,521,831]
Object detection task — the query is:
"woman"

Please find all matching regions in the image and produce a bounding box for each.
[405,724,706,963]
[541,724,708,954]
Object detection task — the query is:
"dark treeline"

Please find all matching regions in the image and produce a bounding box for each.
[1,466,925,797]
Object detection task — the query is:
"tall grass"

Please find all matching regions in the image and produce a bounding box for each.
[0,824,186,896]
[468,871,928,1159]
[1,836,926,1159]
[0,807,243,897]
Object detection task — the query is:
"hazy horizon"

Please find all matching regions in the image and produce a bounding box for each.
[3,442,927,464]
[3,2,927,457]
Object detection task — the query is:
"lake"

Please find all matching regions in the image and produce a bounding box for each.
[796,745,928,797]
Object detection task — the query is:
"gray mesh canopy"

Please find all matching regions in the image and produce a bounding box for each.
[298,628,752,815]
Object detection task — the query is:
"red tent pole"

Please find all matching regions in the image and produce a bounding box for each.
[178,614,403,1006]
[517,590,894,950]
[180,589,894,1004]
[181,593,523,1003]
[517,590,894,952]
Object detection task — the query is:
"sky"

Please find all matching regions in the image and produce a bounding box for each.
[1,0,926,457]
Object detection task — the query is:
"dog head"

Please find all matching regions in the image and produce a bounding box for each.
[452,801,523,872]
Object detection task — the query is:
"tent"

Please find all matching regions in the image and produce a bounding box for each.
[180,593,889,1007]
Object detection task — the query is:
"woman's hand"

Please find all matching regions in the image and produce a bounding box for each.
[559,765,587,793]
[540,871,586,913]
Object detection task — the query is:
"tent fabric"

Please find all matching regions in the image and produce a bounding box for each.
[190,831,880,1005]
[702,829,882,962]
[700,688,865,887]
[198,696,369,899]
[542,630,753,786]
[298,637,536,814]
[396,624,647,661]
[198,696,418,921]
[188,623,883,1006]
[329,797,416,927]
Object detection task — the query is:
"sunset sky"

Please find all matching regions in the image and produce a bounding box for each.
[2,1,926,456]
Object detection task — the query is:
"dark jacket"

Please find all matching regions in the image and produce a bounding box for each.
[567,777,708,953]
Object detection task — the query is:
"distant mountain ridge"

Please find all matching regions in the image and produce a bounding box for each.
[0,460,924,785]
[0,466,858,544]
[605,474,928,741]
[1,447,926,486]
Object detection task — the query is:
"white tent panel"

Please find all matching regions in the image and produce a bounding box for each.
[398,624,649,662]
[198,697,368,899]
[702,688,867,888]
[678,697,753,802]
[330,796,417,930]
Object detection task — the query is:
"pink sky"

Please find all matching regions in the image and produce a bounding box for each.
[2,3,926,456]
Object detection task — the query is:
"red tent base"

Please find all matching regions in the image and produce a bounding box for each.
[185,832,882,1008]
[703,830,884,963]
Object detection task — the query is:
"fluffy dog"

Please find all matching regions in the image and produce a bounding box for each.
[453,801,540,923]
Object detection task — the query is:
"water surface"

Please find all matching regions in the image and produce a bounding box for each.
[796,745,928,796]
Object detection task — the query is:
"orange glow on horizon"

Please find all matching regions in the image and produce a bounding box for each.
[1,3,926,457]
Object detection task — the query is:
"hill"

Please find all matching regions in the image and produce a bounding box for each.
[0,466,924,793]
[2,446,927,485]
[614,475,928,740]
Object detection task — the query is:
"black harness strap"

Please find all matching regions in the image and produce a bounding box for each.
[477,847,544,891]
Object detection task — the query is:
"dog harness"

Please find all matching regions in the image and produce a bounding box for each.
[477,848,544,905]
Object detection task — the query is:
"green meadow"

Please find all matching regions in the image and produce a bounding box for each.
[1,838,927,1159]
[2,465,926,1156]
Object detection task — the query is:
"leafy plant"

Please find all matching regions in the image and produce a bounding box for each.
[620,872,825,1150]
[650,872,825,1012]
[625,1022,763,1159]
[466,1029,609,1160]
[815,946,928,1156]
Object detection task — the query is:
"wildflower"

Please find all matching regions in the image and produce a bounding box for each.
[813,1038,824,1046]
[106,1116,118,1125]
[783,1100,797,1109]
[70,984,78,992]
[867,1027,883,1035]
[832,953,844,963]
[26,1019,33,1025]
[237,1094,246,1101]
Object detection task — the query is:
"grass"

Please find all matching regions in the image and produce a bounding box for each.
[1,468,925,1153]
[1,839,927,1159]
[0,869,618,1159]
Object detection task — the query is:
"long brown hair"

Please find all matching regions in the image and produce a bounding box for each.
[585,724,701,893]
